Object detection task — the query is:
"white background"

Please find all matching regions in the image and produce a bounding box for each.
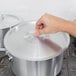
[0,0,76,21]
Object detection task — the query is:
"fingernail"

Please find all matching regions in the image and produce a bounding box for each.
[34,31,39,37]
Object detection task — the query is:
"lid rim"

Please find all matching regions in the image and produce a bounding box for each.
[0,14,22,29]
[4,21,70,61]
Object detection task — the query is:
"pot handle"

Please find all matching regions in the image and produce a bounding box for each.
[7,53,13,61]
[5,50,13,61]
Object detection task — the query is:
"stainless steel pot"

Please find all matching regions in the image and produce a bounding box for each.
[0,14,22,48]
[10,53,63,76]
[4,21,70,76]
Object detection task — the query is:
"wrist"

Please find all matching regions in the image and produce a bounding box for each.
[61,21,76,34]
[59,20,72,33]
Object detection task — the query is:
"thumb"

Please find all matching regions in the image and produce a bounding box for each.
[34,30,44,36]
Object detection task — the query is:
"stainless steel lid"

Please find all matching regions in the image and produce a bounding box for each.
[0,14,22,29]
[4,21,70,61]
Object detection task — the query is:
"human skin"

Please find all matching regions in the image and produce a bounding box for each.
[35,13,76,37]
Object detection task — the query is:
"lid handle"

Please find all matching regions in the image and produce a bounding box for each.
[24,31,36,42]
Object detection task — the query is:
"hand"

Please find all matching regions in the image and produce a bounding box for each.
[34,13,66,36]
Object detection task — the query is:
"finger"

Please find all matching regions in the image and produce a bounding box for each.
[36,24,42,29]
[37,24,44,29]
[34,30,40,36]
[36,23,44,30]
[34,29,44,36]
[36,17,43,29]
[38,29,45,35]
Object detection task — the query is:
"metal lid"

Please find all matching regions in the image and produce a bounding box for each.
[0,14,22,29]
[4,21,70,61]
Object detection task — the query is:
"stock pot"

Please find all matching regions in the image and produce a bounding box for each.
[4,21,70,76]
[0,14,22,48]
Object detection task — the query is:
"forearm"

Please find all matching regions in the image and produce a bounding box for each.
[62,21,76,37]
